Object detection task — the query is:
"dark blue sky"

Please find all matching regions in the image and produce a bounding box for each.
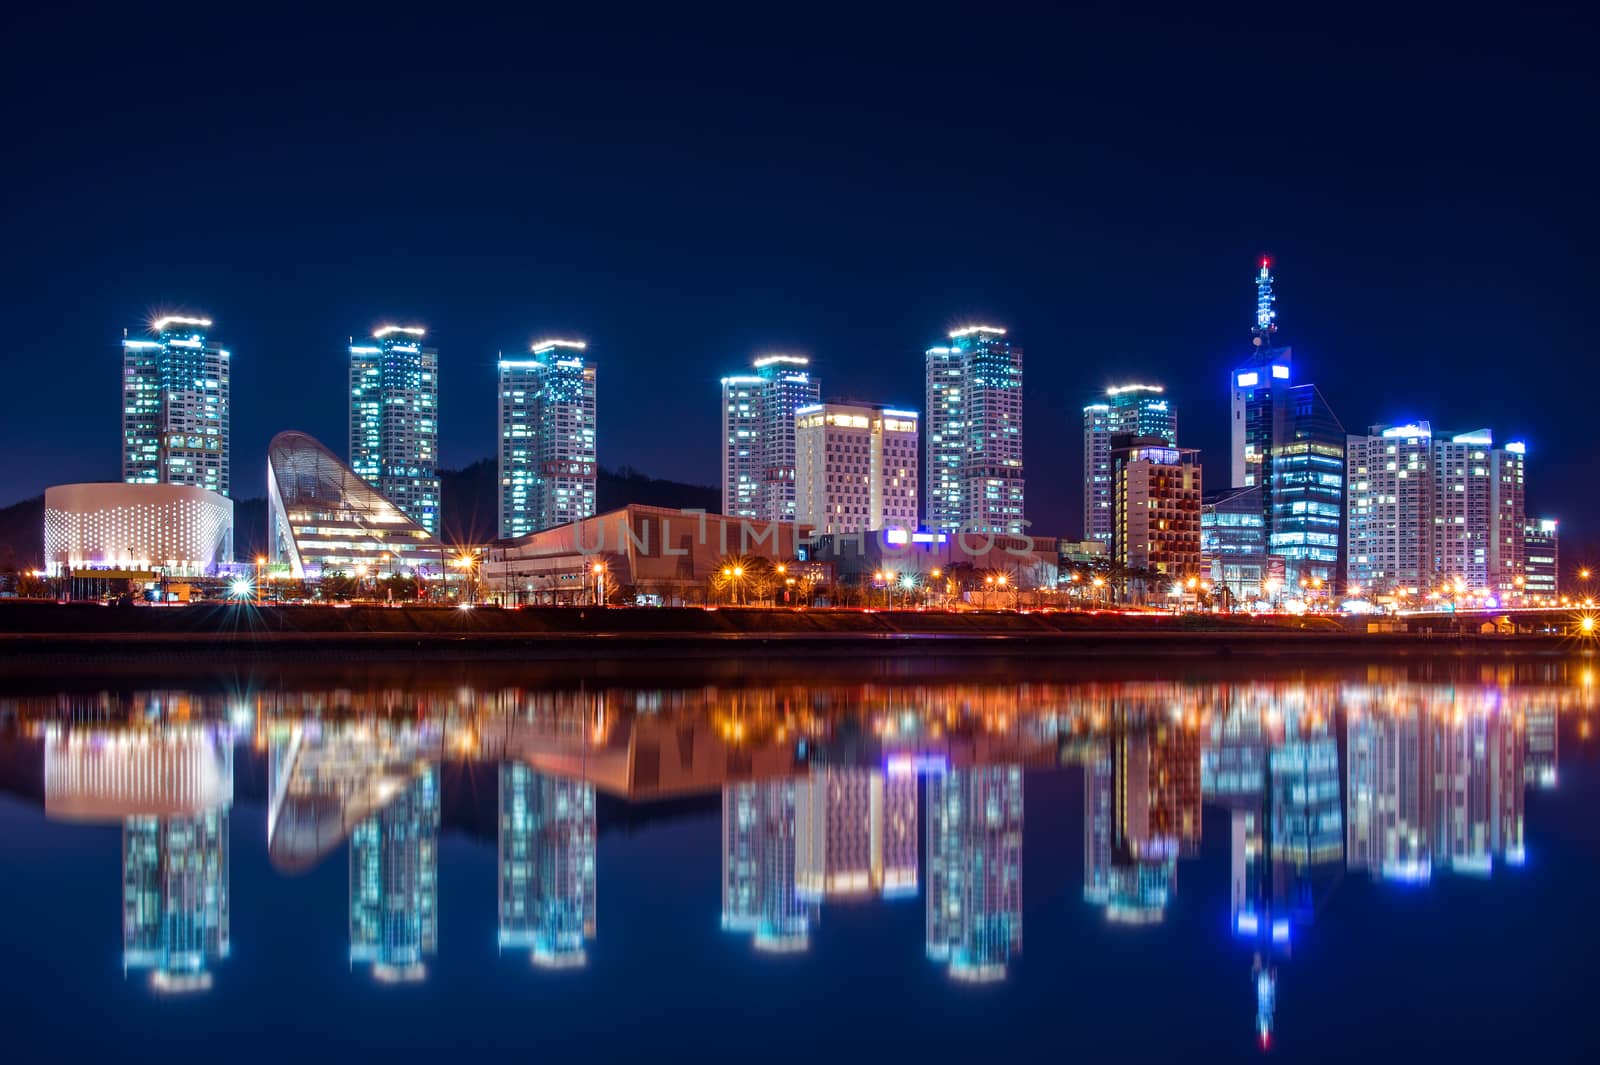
[3,8,1594,545]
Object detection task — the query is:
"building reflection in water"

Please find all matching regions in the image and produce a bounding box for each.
[499,764,597,968]
[722,779,811,952]
[43,723,233,993]
[1346,690,1525,882]
[9,672,1588,1024]
[926,765,1023,982]
[349,768,439,983]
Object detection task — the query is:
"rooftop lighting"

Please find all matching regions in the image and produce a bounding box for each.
[948,325,1006,338]
[752,354,809,367]
[152,315,212,332]
[374,325,426,338]
[531,338,587,353]
[1107,383,1164,396]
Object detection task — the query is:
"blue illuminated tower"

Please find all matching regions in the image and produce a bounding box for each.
[1084,384,1176,545]
[720,355,820,522]
[1227,259,1346,594]
[349,325,440,533]
[350,768,439,982]
[499,339,598,538]
[926,765,1023,981]
[121,315,231,497]
[924,326,1024,535]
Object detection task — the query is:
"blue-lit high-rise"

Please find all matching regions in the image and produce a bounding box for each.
[499,339,598,539]
[498,764,596,967]
[924,326,1024,535]
[121,315,231,497]
[1084,384,1175,546]
[722,778,811,953]
[1227,260,1345,594]
[349,325,439,533]
[721,354,820,522]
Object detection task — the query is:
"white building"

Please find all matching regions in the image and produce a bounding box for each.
[499,339,598,539]
[721,355,820,522]
[121,315,231,497]
[923,326,1024,535]
[794,402,918,535]
[349,325,439,533]
[44,482,234,577]
[1347,423,1526,601]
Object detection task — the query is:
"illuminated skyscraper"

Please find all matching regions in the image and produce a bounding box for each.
[924,326,1024,535]
[1202,485,1268,604]
[721,355,820,522]
[498,764,597,967]
[349,325,439,533]
[498,339,598,538]
[1084,384,1175,546]
[121,315,231,497]
[350,768,439,982]
[1227,261,1345,593]
[1347,425,1526,600]
[722,779,811,952]
[926,765,1023,981]
[794,403,919,535]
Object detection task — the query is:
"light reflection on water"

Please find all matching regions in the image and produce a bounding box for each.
[1,668,1596,1057]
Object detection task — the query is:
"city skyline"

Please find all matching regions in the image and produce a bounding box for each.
[4,12,1589,549]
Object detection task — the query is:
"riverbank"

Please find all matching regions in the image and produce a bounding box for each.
[0,601,1588,670]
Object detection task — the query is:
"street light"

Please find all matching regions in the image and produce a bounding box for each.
[592,561,607,606]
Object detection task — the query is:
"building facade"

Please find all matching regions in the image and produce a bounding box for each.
[1227,262,1346,595]
[498,764,597,967]
[122,315,231,497]
[925,326,1024,535]
[926,765,1023,981]
[1201,485,1267,604]
[44,482,234,577]
[349,325,439,533]
[1084,384,1175,547]
[499,339,598,539]
[721,355,820,522]
[794,403,918,535]
[1112,437,1202,581]
[1346,423,1526,602]
[267,431,442,580]
[350,769,440,982]
[1523,518,1559,604]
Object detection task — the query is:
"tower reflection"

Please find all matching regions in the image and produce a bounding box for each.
[349,768,439,983]
[926,765,1023,981]
[499,764,597,967]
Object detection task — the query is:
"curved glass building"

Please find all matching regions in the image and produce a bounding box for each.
[267,431,442,579]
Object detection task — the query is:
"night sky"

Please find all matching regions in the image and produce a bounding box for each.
[3,9,1594,548]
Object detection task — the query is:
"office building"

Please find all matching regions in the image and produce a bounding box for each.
[721,355,820,522]
[794,403,919,536]
[1227,261,1346,594]
[926,765,1023,981]
[349,325,439,533]
[924,326,1024,535]
[499,339,598,539]
[1112,437,1202,581]
[1346,424,1526,601]
[121,315,231,497]
[350,769,440,982]
[267,431,442,580]
[1523,518,1559,603]
[1201,485,1267,604]
[1084,384,1175,546]
[498,764,596,968]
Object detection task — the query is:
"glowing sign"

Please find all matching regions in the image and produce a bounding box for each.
[1506,441,1526,454]
[1271,364,1290,379]
[1236,372,1259,388]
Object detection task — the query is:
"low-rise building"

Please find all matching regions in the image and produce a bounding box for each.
[44,482,234,578]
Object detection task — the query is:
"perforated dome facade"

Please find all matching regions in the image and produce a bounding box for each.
[44,482,234,576]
